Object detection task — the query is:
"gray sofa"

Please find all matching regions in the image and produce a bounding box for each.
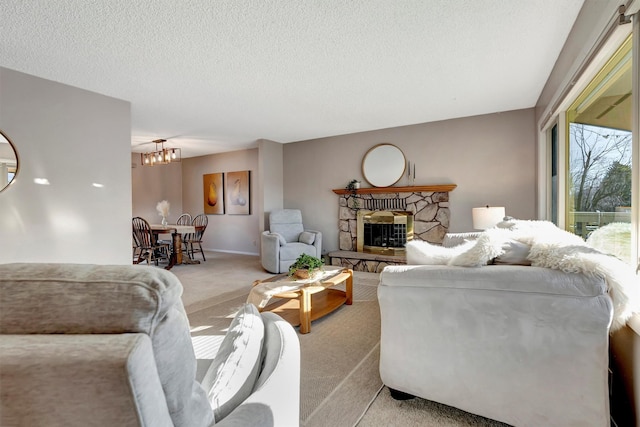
[0,263,300,427]
[261,209,322,274]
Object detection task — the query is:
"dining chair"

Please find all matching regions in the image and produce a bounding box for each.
[175,213,192,254]
[132,217,170,266]
[176,213,192,225]
[185,213,208,261]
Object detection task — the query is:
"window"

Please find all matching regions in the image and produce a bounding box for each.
[550,123,559,225]
[566,36,633,264]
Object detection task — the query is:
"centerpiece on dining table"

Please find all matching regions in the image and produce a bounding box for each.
[288,253,324,280]
[156,200,170,226]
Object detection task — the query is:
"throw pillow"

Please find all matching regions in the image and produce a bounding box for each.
[270,232,287,246]
[298,231,315,245]
[201,303,265,422]
[406,239,476,265]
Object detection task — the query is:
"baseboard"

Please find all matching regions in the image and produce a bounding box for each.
[204,248,260,256]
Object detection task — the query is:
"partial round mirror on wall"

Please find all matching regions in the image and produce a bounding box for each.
[0,130,19,192]
[362,143,406,187]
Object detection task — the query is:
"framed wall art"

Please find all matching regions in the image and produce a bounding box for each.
[226,170,250,215]
[203,172,224,214]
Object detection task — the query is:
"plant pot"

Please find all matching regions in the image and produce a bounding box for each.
[293,269,320,280]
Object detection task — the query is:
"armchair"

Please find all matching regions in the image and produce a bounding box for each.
[261,209,322,273]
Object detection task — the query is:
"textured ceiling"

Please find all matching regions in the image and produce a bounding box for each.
[1,0,585,158]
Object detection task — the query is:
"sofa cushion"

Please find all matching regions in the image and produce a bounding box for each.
[270,209,305,243]
[280,242,317,262]
[0,263,214,427]
[0,334,173,426]
[298,231,316,245]
[201,303,265,422]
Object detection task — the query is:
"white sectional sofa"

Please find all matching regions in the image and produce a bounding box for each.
[377,220,640,426]
[378,263,612,426]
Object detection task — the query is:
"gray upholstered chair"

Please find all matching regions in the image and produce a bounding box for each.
[261,209,322,273]
[0,263,301,426]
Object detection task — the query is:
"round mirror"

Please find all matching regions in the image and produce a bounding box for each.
[362,143,406,187]
[0,130,19,193]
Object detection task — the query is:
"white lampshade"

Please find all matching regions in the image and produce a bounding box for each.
[472,206,506,230]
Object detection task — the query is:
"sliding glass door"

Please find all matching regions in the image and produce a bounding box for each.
[565,36,634,264]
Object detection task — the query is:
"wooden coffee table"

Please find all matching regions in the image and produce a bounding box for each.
[251,267,353,334]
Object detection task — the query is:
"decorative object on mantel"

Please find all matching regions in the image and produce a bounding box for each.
[406,160,416,186]
[140,139,181,166]
[156,200,170,226]
[288,253,325,279]
[362,143,406,187]
[472,205,506,230]
[346,179,361,209]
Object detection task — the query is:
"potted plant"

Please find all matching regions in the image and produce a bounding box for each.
[288,253,325,279]
[346,179,361,209]
[346,179,360,190]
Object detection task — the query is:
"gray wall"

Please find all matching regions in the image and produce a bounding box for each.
[258,139,284,231]
[131,153,183,224]
[0,67,132,264]
[181,149,260,255]
[283,108,537,254]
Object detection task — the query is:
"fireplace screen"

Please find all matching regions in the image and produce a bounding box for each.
[357,210,413,255]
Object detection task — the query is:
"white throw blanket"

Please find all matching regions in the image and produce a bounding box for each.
[408,219,640,331]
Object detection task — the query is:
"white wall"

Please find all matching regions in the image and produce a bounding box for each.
[283,109,537,254]
[181,149,260,255]
[0,67,132,264]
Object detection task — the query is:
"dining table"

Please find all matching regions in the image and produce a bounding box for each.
[150,224,200,270]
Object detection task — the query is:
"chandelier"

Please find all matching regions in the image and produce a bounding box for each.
[140,139,181,166]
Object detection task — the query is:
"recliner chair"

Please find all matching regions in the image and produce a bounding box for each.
[261,209,322,273]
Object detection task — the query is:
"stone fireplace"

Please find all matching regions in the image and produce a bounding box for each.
[329,184,456,272]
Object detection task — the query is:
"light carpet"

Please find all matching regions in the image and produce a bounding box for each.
[187,269,383,426]
[176,251,511,427]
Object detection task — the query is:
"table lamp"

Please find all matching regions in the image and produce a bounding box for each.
[472,206,506,230]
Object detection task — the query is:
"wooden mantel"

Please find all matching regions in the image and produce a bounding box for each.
[332,184,456,195]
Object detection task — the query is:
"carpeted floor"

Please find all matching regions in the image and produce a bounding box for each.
[173,251,510,427]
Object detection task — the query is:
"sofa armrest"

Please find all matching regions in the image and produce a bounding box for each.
[260,231,281,273]
[0,334,173,427]
[217,312,300,427]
